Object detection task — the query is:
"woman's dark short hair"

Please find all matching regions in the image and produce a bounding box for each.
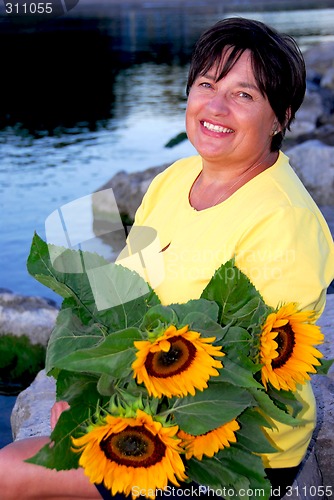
[186,17,306,151]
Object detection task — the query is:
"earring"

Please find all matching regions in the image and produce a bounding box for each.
[272,120,279,136]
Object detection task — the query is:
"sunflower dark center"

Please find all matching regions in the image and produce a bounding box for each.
[100,425,166,468]
[145,335,196,378]
[271,323,295,369]
[117,434,147,456]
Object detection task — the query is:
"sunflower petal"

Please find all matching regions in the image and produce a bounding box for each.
[132,325,224,398]
[260,303,324,391]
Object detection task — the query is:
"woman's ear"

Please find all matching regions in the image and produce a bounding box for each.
[284,107,292,128]
[271,119,280,136]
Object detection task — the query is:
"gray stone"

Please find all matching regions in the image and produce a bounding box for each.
[97,164,168,222]
[11,369,55,441]
[286,140,334,206]
[303,41,334,76]
[298,124,334,148]
[312,294,334,491]
[0,292,58,346]
[287,91,323,139]
[282,449,323,500]
[321,66,334,91]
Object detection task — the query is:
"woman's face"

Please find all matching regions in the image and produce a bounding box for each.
[186,50,278,169]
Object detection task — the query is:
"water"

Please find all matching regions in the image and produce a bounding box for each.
[1,1,334,446]
[0,68,196,303]
[0,396,16,448]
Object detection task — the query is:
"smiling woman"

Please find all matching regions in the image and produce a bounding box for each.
[185,18,305,210]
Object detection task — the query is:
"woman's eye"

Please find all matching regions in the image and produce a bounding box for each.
[199,81,212,88]
[237,91,253,100]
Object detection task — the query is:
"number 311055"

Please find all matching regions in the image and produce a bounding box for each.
[5,3,53,14]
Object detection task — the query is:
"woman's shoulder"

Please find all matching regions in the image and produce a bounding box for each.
[133,155,202,224]
[239,151,332,240]
[257,151,321,212]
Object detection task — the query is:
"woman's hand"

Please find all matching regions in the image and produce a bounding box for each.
[50,400,70,430]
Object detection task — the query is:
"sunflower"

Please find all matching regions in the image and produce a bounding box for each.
[178,419,240,460]
[132,324,224,398]
[260,303,324,391]
[72,409,187,499]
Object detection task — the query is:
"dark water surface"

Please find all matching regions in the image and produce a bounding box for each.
[0,396,16,448]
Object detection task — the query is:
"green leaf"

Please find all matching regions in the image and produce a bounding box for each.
[219,326,261,374]
[186,456,240,491]
[97,373,117,396]
[187,447,270,500]
[55,370,101,406]
[169,299,219,323]
[236,408,277,453]
[27,233,160,330]
[172,383,255,434]
[25,427,79,470]
[164,131,187,148]
[267,386,303,418]
[216,445,271,498]
[27,233,111,309]
[250,388,303,427]
[181,311,225,339]
[216,357,263,389]
[26,371,103,470]
[140,304,178,334]
[201,259,269,329]
[316,358,334,375]
[54,327,141,378]
[45,308,105,374]
[86,262,160,326]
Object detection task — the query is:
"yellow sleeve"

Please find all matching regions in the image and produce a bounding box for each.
[235,205,334,314]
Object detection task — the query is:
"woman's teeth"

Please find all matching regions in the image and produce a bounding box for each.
[203,121,233,133]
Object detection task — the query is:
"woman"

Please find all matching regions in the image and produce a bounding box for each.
[0,17,333,500]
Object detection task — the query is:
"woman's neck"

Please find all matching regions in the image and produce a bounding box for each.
[189,151,278,211]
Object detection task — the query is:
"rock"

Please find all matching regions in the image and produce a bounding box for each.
[11,369,55,441]
[0,292,58,346]
[312,294,334,490]
[321,66,334,91]
[286,140,334,206]
[303,41,334,76]
[297,124,334,148]
[97,164,168,222]
[286,90,323,139]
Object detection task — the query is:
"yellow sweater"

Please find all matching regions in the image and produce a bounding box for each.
[121,151,334,468]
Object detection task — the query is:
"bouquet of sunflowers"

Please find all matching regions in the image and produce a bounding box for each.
[26,232,330,500]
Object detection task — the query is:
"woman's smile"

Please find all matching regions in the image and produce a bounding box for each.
[201,121,234,134]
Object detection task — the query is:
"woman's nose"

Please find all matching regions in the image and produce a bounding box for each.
[207,92,229,115]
